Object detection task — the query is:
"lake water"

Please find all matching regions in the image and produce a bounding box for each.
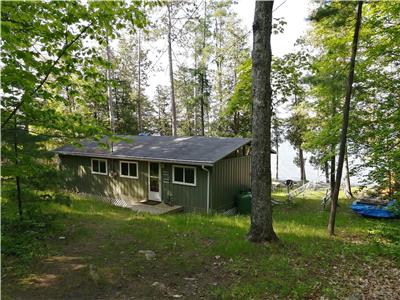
[272,141,364,185]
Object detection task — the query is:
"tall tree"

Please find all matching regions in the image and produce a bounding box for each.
[304,3,354,196]
[349,2,400,194]
[153,85,172,136]
[1,1,149,218]
[137,30,143,132]
[343,148,354,198]
[167,3,178,136]
[112,32,151,134]
[248,1,278,243]
[199,0,207,135]
[286,105,309,183]
[106,39,115,133]
[272,115,284,180]
[328,1,363,236]
[222,58,252,137]
[274,51,309,183]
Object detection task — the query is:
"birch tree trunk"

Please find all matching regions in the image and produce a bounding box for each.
[248,0,278,243]
[328,1,363,236]
[167,3,177,136]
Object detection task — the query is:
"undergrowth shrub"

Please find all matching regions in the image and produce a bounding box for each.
[1,189,71,263]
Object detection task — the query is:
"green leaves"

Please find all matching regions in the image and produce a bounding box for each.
[1,1,152,219]
[1,0,151,127]
[305,1,400,191]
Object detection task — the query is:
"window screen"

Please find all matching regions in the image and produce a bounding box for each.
[174,167,184,182]
[185,168,195,184]
[121,162,129,176]
[173,166,195,185]
[120,161,138,178]
[92,160,99,173]
[92,159,107,175]
[129,163,137,177]
[99,161,106,173]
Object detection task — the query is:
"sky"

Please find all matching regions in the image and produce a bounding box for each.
[234,0,310,57]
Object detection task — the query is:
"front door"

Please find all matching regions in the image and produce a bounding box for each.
[148,162,161,201]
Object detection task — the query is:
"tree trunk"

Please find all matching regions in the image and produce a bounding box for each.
[106,39,114,133]
[193,46,198,135]
[215,18,223,104]
[233,111,239,135]
[248,1,278,243]
[158,106,161,134]
[13,117,22,220]
[167,3,177,136]
[299,147,306,183]
[273,120,280,181]
[328,1,363,236]
[275,140,279,181]
[330,97,337,195]
[330,154,336,195]
[199,1,207,136]
[388,169,393,196]
[200,72,205,135]
[344,148,354,199]
[137,30,143,133]
[325,161,329,183]
[66,85,74,113]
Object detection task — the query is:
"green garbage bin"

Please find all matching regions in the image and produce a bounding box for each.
[236,191,252,214]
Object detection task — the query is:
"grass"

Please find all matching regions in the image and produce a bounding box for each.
[2,185,399,299]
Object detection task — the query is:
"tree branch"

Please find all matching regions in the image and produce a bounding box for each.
[2,22,93,128]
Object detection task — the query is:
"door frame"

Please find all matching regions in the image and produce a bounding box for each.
[148,161,161,202]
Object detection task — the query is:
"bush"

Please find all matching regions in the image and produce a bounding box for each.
[1,189,69,262]
[54,193,72,207]
[1,209,56,261]
[388,200,400,217]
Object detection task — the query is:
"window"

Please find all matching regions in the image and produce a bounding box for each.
[120,161,138,179]
[172,165,196,186]
[91,158,107,175]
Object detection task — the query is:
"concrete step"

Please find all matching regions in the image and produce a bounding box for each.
[128,201,183,215]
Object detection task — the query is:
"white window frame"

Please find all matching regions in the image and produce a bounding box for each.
[91,158,108,175]
[172,165,196,186]
[119,161,139,179]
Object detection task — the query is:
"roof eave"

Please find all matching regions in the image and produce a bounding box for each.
[55,151,215,167]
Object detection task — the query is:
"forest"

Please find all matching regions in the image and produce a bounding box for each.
[1,1,400,299]
[2,1,399,201]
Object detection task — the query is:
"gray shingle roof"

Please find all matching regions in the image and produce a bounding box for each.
[54,135,252,166]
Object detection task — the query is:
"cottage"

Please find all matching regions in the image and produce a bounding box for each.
[55,135,261,213]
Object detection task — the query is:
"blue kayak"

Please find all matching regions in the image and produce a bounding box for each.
[351,200,397,218]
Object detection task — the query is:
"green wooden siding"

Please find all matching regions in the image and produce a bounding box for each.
[210,155,251,212]
[59,155,148,205]
[59,155,209,212]
[161,164,208,213]
[59,154,249,213]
